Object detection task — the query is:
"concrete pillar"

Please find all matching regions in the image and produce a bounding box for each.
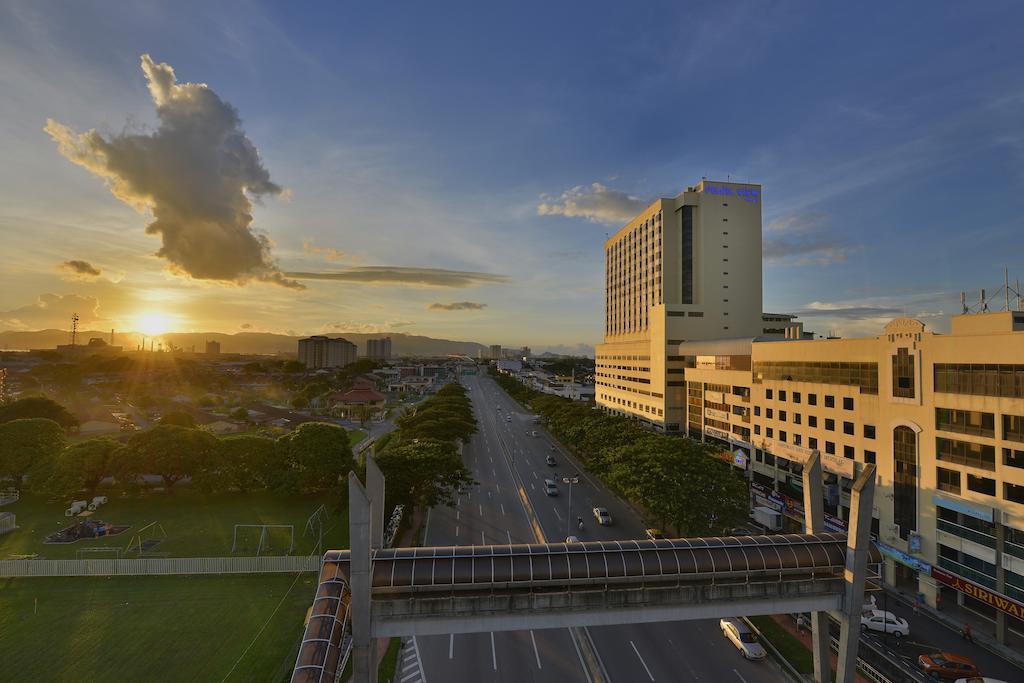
[802,451,831,683]
[366,455,385,550]
[349,472,378,683]
[836,464,876,683]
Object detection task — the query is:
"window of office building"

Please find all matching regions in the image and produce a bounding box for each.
[825,418,835,431]
[967,474,996,497]
[936,408,996,438]
[894,426,918,539]
[809,437,818,449]
[779,390,787,401]
[1006,483,1024,505]
[844,445,855,459]
[825,441,835,454]
[825,395,835,408]
[752,362,878,394]
[794,413,802,425]
[779,410,787,422]
[808,415,818,428]
[865,450,876,464]
[793,392,802,404]
[766,389,773,399]
[1004,414,1024,443]
[937,466,960,495]
[843,421,855,435]
[893,349,916,398]
[843,397,854,410]
[1005,448,1024,470]
[808,393,818,406]
[766,408,773,419]
[864,424,876,439]
[934,363,1024,399]
[936,437,996,471]
[766,427,774,438]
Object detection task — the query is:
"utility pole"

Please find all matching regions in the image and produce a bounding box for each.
[563,474,580,537]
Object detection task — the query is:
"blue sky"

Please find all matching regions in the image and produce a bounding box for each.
[1,1,1022,352]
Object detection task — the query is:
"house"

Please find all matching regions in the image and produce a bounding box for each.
[327,380,387,419]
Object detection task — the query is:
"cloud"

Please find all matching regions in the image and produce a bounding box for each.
[58,259,102,278]
[302,239,359,264]
[537,183,649,224]
[763,211,852,266]
[325,320,415,334]
[794,302,904,320]
[285,266,510,288]
[0,293,101,330]
[428,301,487,311]
[240,323,252,329]
[44,54,300,289]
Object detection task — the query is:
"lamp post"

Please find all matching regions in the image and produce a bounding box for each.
[562,474,580,537]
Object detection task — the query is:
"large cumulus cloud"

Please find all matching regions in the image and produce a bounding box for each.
[538,183,649,225]
[45,54,300,289]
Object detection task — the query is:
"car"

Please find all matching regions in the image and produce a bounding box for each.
[506,416,512,422]
[564,535,580,543]
[645,528,665,540]
[860,609,909,637]
[530,430,539,437]
[545,455,557,466]
[719,618,767,660]
[543,479,558,496]
[593,507,612,525]
[954,678,1010,683]
[917,652,980,680]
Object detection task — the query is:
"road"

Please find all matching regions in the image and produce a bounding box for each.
[415,373,784,682]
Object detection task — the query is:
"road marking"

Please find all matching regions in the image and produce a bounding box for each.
[423,508,432,544]
[495,483,501,493]
[532,471,538,479]
[456,509,460,520]
[506,530,512,544]
[500,503,505,515]
[455,525,459,537]
[490,632,498,671]
[530,483,535,490]
[630,640,655,681]
[733,670,747,683]
[493,469,497,477]
[479,504,483,516]
[530,630,542,669]
[481,530,486,545]
[553,506,562,520]
[448,634,454,659]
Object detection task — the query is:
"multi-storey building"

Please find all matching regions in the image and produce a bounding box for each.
[596,179,767,431]
[205,340,221,355]
[682,312,1024,643]
[297,335,357,369]
[489,345,502,360]
[366,337,392,361]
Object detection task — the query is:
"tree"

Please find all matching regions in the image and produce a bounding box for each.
[376,439,474,510]
[122,425,217,492]
[354,404,374,426]
[0,418,66,489]
[0,397,78,429]
[208,434,280,493]
[282,360,306,373]
[160,410,196,427]
[44,437,120,499]
[275,421,354,494]
[229,407,249,421]
[290,395,310,410]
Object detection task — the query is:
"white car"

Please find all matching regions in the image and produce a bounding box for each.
[564,535,580,543]
[720,618,767,660]
[860,609,909,637]
[592,507,612,526]
[543,479,559,496]
[955,678,1011,683]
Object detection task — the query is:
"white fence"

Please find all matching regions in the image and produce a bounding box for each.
[0,554,322,577]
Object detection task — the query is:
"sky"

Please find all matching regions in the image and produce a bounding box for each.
[1,1,1023,354]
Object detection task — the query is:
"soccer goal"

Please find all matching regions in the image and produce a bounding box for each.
[232,524,295,556]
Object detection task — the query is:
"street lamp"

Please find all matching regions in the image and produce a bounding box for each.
[562,474,580,537]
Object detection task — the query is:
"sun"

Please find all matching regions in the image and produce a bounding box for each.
[136,312,173,336]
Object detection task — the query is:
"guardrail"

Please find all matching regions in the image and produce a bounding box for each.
[0,554,322,577]
[741,616,805,683]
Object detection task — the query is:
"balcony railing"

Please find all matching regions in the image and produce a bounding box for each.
[937,557,996,590]
[937,519,996,549]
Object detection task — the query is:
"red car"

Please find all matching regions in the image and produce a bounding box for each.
[917,652,979,680]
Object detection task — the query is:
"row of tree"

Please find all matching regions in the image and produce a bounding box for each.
[0,416,356,500]
[491,370,748,537]
[371,383,475,514]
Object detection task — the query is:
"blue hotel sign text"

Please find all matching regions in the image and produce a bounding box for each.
[704,184,760,203]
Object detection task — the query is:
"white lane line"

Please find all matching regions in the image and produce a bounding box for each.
[500,503,505,515]
[733,670,748,683]
[457,496,461,507]
[630,640,655,681]
[481,530,486,545]
[456,509,460,520]
[449,634,454,659]
[492,469,497,477]
[479,504,483,517]
[490,632,498,671]
[553,506,562,520]
[455,525,459,537]
[530,630,542,669]
[495,483,501,493]
[570,629,589,679]
[423,508,432,544]
[506,530,512,544]
[532,471,538,480]
[530,483,535,490]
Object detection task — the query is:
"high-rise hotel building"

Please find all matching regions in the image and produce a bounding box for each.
[596,179,766,431]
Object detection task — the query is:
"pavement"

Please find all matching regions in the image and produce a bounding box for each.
[413,374,786,683]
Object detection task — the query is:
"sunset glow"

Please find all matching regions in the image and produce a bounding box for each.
[135,312,173,337]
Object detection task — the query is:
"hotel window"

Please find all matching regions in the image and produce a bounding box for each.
[779,411,787,422]
[825,395,835,408]
[779,390,787,401]
[825,441,836,454]
[808,393,818,406]
[843,421,855,435]
[793,413,802,425]
[844,445,855,459]
[766,428,774,438]
[843,397,854,410]
[937,467,961,494]
[1006,483,1024,504]
[809,437,818,449]
[864,424,876,439]
[809,416,818,428]
[766,408,773,419]
[864,450,876,464]
[793,392,802,404]
[779,431,787,443]
[766,389,773,399]
[967,474,996,497]
[1003,414,1024,443]
[825,418,835,431]
[794,434,802,446]
[1005,448,1024,470]
[936,408,995,437]
[892,347,916,398]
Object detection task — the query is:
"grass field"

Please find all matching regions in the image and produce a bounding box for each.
[0,491,348,559]
[748,615,814,674]
[0,573,316,682]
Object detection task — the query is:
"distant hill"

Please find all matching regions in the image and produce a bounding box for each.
[0,329,491,358]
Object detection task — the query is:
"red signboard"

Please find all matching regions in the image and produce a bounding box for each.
[931,565,1024,619]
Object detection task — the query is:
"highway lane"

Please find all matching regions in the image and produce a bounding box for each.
[476,373,785,683]
[416,375,590,682]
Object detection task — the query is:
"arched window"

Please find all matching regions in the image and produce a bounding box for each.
[893,426,917,540]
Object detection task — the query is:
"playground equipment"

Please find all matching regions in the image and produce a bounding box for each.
[65,500,88,517]
[0,488,18,506]
[303,505,329,555]
[123,521,168,555]
[232,524,295,556]
[87,496,108,511]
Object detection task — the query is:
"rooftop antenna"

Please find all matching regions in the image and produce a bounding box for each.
[981,289,989,313]
[1017,279,1022,312]
[70,313,80,346]
[1005,267,1011,311]
[960,291,967,314]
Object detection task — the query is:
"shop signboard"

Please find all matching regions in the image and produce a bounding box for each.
[931,565,1024,619]
[750,482,848,532]
[705,408,730,421]
[876,539,931,574]
[705,426,731,441]
[932,494,993,523]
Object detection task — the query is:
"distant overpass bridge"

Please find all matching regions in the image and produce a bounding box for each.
[292,454,877,683]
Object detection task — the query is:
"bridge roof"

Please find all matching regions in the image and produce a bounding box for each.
[322,532,876,592]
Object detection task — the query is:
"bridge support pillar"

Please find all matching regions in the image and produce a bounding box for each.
[349,472,378,683]
[836,464,876,683]
[366,454,385,550]
[802,451,831,683]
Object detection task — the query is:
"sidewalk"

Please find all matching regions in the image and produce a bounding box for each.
[768,614,870,683]
[885,583,1024,672]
